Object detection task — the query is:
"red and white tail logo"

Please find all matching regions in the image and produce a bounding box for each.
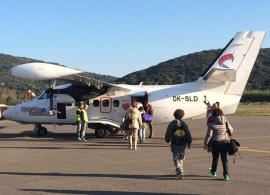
[218,54,234,68]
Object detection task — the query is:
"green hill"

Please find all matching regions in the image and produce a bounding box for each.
[115,48,270,90]
[1,48,270,104]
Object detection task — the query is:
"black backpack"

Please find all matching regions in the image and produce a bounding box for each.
[172,121,187,145]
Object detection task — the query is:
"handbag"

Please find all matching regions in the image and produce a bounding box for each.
[225,122,242,163]
[227,138,240,155]
[227,137,242,163]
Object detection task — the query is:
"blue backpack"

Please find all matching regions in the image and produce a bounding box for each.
[142,112,152,123]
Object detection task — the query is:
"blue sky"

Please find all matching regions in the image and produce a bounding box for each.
[1,0,269,77]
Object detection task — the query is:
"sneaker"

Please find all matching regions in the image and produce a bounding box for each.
[208,168,217,176]
[77,137,81,141]
[224,174,229,181]
[81,138,88,141]
[128,146,133,149]
[134,147,137,150]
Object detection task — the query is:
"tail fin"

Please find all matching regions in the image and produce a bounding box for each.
[198,31,266,95]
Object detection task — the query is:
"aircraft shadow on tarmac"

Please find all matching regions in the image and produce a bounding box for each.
[0,130,203,143]
[0,171,211,181]
[0,144,204,151]
[20,189,197,195]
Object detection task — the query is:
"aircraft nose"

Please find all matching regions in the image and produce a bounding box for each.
[2,106,15,120]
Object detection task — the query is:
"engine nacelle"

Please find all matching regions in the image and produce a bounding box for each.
[10,63,83,80]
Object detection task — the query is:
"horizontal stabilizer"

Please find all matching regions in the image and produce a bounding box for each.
[203,68,236,83]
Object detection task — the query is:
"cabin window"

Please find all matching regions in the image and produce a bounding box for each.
[113,100,119,107]
[93,100,99,107]
[102,100,109,107]
[66,103,72,106]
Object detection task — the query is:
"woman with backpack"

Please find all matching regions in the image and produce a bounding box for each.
[124,101,142,150]
[204,108,233,181]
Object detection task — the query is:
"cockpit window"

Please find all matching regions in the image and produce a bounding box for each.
[36,88,52,100]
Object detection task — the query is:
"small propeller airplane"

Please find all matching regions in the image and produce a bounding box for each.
[3,31,266,138]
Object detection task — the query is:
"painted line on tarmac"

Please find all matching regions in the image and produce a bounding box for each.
[189,136,270,143]
[239,148,270,154]
[237,136,270,140]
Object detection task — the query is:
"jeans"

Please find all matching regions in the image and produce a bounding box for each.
[148,121,153,137]
[173,152,185,174]
[139,128,145,141]
[76,121,82,138]
[80,122,87,139]
[211,140,229,175]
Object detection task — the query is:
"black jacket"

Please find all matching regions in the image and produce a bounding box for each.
[165,119,192,153]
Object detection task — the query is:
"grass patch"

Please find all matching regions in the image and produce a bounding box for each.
[239,102,270,105]
[234,109,270,116]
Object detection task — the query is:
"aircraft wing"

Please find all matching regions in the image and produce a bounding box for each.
[60,73,130,92]
[203,68,236,83]
[10,62,131,92]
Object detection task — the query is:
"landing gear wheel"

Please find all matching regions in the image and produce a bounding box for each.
[109,127,120,134]
[95,127,109,138]
[38,127,47,136]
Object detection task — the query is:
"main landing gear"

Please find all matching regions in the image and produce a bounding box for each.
[34,124,48,136]
[93,124,120,138]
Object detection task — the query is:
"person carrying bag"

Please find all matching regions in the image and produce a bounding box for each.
[203,108,233,181]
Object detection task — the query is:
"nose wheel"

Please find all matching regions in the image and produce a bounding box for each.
[34,124,48,136]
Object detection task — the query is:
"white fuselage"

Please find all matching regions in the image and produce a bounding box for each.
[3,80,241,127]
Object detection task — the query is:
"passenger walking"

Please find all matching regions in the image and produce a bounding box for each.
[205,102,220,151]
[138,106,147,143]
[146,104,154,138]
[165,109,192,180]
[206,102,219,125]
[204,108,233,181]
[124,101,142,150]
[76,102,84,141]
[80,104,89,141]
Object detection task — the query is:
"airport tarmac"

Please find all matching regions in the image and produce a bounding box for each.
[0,116,269,195]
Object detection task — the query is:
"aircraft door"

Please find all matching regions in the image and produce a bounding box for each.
[100,97,112,113]
[131,92,148,107]
[57,103,66,119]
